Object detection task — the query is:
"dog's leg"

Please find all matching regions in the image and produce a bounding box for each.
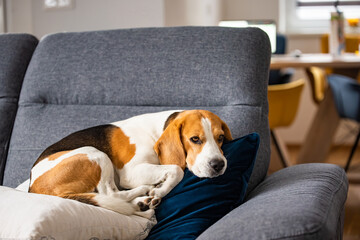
[114,185,152,201]
[83,147,155,214]
[149,165,184,198]
[120,163,184,208]
[76,146,118,195]
[112,185,154,211]
[94,153,154,212]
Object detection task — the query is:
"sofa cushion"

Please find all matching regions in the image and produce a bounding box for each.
[146,133,259,240]
[0,186,156,240]
[0,34,38,184]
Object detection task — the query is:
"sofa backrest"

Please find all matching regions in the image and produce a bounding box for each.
[2,27,271,193]
[0,34,38,184]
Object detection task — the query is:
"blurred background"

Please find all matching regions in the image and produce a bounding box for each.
[1,0,359,149]
[1,0,360,239]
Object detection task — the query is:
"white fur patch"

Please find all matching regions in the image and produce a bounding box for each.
[190,118,227,178]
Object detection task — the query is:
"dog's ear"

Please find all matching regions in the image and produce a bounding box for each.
[221,120,233,143]
[154,118,186,169]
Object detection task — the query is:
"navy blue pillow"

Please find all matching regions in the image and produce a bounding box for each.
[146,133,260,240]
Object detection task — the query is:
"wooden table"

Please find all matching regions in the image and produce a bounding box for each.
[271,53,360,69]
[270,53,360,165]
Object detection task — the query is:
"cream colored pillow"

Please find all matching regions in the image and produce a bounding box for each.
[0,186,156,240]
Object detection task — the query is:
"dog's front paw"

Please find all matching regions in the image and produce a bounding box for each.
[133,196,153,211]
[149,197,161,209]
[133,195,161,211]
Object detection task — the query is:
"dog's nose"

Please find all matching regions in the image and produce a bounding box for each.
[209,159,225,173]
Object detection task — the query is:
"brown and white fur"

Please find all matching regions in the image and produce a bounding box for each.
[28,110,232,218]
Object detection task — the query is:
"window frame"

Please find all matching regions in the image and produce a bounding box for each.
[281,0,360,34]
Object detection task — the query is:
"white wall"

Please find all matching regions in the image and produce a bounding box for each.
[6,0,164,38]
[222,0,279,23]
[164,0,221,26]
[5,0,33,34]
[6,0,223,37]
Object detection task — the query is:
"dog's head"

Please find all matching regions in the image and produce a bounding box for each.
[154,110,232,178]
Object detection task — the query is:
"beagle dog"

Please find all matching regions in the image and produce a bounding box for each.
[29,110,232,218]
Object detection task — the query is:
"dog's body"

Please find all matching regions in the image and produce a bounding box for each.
[29,110,232,218]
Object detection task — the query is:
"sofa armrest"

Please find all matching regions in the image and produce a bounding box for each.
[197,163,348,240]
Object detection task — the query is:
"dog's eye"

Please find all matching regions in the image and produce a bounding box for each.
[190,136,201,144]
[218,135,225,143]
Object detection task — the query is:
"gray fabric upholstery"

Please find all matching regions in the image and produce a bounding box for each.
[0,34,38,184]
[0,27,348,239]
[3,27,271,190]
[197,163,348,240]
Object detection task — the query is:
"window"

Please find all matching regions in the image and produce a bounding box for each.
[282,0,360,34]
[297,0,360,19]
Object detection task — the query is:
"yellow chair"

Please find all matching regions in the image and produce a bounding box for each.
[321,34,360,54]
[320,34,360,81]
[305,67,328,104]
[268,79,305,167]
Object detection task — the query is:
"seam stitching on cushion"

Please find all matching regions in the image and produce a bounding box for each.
[18,102,262,108]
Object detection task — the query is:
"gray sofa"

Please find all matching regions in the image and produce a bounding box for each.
[0,27,348,239]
